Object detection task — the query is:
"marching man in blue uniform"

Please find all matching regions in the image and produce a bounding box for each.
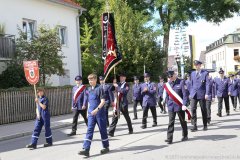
[141,73,157,129]
[132,76,142,120]
[108,73,133,136]
[229,74,238,111]
[78,73,109,157]
[68,75,88,136]
[190,60,210,132]
[214,69,230,117]
[99,76,114,127]
[26,88,52,149]
[157,76,166,114]
[206,75,215,124]
[163,71,188,144]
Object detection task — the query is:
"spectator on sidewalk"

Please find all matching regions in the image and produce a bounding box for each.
[26,88,53,149]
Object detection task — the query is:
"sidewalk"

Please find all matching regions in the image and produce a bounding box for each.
[0,104,137,142]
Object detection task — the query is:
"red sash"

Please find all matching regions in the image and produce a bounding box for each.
[164,82,192,120]
[73,85,86,104]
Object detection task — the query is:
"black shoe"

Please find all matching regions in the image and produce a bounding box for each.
[152,123,157,127]
[163,111,167,114]
[181,136,188,141]
[191,127,198,132]
[207,119,211,125]
[129,130,133,134]
[26,144,36,149]
[203,126,208,131]
[165,139,172,144]
[216,113,222,117]
[108,133,114,137]
[226,112,230,116]
[43,143,52,147]
[100,147,109,154]
[141,125,146,129]
[133,117,138,120]
[78,149,90,157]
[67,131,76,136]
[160,110,163,114]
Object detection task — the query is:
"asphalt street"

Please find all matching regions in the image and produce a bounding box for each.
[0,103,240,160]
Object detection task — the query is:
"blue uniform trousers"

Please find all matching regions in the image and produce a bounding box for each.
[83,114,109,150]
[31,117,52,145]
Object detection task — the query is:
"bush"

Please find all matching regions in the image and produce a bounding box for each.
[0,64,29,89]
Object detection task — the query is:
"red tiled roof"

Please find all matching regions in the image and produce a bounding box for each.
[60,0,81,7]
[48,0,86,11]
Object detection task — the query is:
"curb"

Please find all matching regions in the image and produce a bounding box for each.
[0,106,141,142]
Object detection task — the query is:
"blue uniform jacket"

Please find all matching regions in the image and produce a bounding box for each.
[229,78,239,97]
[101,83,114,104]
[214,77,230,98]
[85,84,105,116]
[165,78,188,112]
[206,78,215,100]
[141,82,157,107]
[116,82,129,106]
[190,70,210,99]
[38,96,50,119]
[132,83,142,101]
[157,82,164,98]
[72,85,87,110]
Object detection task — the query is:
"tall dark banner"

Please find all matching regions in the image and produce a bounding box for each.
[102,12,122,80]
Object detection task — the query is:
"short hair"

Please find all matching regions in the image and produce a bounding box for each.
[37,87,45,93]
[88,73,97,80]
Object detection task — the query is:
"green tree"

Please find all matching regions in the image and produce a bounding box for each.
[148,0,240,71]
[0,63,28,89]
[15,25,64,86]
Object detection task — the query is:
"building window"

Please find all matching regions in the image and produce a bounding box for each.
[58,26,67,45]
[233,34,240,42]
[234,49,239,57]
[23,19,36,40]
[234,65,239,72]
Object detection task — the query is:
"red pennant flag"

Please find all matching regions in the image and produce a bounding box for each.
[102,12,122,80]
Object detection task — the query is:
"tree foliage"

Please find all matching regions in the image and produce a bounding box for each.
[15,25,64,86]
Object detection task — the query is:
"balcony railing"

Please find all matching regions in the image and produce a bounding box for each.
[0,34,15,59]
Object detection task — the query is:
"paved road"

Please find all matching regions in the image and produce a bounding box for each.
[0,103,240,160]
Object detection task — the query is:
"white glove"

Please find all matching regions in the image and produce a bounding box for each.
[182,105,187,111]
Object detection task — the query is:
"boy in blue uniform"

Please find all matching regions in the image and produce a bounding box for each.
[68,75,88,136]
[78,73,109,157]
[26,88,52,149]
[132,76,142,120]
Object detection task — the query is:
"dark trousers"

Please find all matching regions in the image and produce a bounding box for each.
[104,102,110,127]
[142,106,157,126]
[158,97,166,112]
[230,96,237,109]
[217,96,230,114]
[167,111,188,141]
[238,94,240,107]
[133,99,142,118]
[190,98,207,127]
[72,109,88,132]
[206,100,212,121]
[109,104,133,135]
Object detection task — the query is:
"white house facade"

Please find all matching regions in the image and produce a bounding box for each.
[205,29,240,77]
[0,0,85,86]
